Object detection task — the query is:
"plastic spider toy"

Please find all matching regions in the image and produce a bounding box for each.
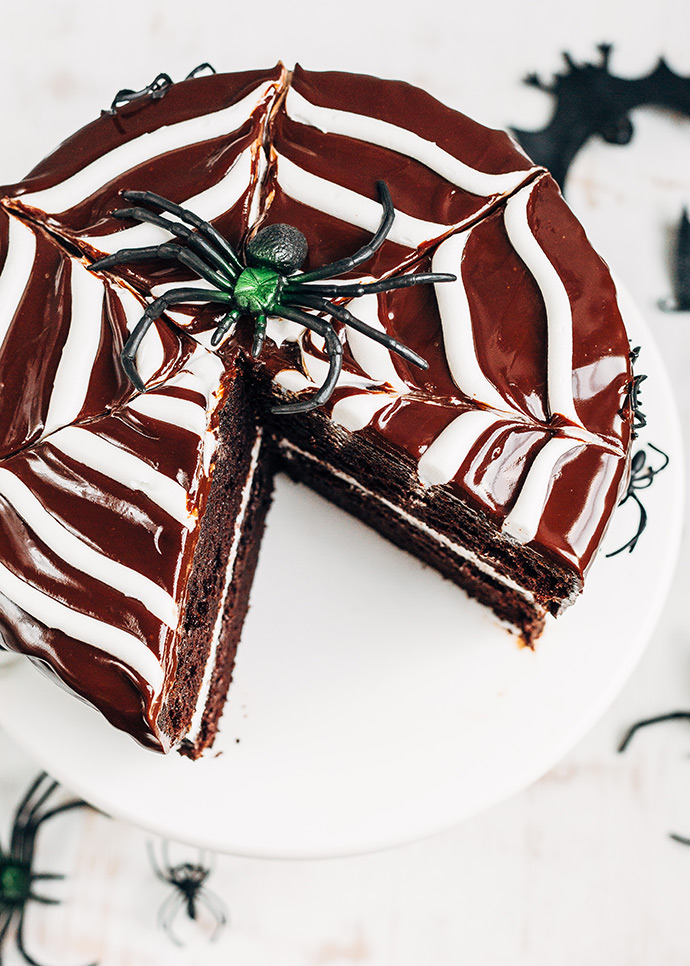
[619,711,690,846]
[605,442,669,558]
[89,181,456,413]
[0,772,92,966]
[148,841,226,947]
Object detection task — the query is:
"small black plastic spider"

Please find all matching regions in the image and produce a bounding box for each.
[605,442,669,557]
[618,712,690,846]
[0,772,92,966]
[148,841,226,947]
[89,181,456,414]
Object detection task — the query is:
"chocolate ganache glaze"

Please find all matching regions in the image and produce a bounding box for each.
[0,65,633,751]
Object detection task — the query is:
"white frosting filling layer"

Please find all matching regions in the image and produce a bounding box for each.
[186,429,264,744]
[276,437,536,605]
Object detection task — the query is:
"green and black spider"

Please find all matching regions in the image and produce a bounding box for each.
[90,181,456,414]
[0,772,92,966]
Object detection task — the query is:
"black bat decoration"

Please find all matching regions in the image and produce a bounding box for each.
[512,45,690,313]
[511,44,690,187]
[511,43,690,190]
[660,208,690,312]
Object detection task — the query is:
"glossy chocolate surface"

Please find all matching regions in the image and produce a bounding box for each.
[0,65,633,750]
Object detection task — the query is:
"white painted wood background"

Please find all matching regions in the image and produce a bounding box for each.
[2,0,690,962]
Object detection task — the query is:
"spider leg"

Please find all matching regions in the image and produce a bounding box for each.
[26,892,61,906]
[11,774,51,834]
[100,205,239,282]
[92,241,234,293]
[605,491,646,558]
[147,840,167,883]
[251,314,268,358]
[670,832,690,846]
[158,890,186,947]
[617,711,690,752]
[0,906,15,949]
[16,905,98,966]
[291,181,394,283]
[197,887,228,938]
[210,309,241,348]
[293,294,428,371]
[11,775,57,856]
[120,190,243,276]
[287,271,456,299]
[122,287,234,391]
[15,908,51,966]
[17,798,90,874]
[30,799,90,830]
[271,305,343,414]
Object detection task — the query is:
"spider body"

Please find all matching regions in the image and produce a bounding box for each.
[0,861,32,906]
[161,860,210,919]
[0,772,91,966]
[89,182,456,413]
[148,842,226,946]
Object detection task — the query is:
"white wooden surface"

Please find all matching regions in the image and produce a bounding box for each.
[2,0,690,962]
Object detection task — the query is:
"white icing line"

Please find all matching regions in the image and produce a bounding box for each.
[186,429,264,744]
[286,87,536,197]
[502,436,584,544]
[118,285,166,384]
[277,437,535,603]
[43,261,105,438]
[503,182,582,427]
[274,153,445,249]
[0,216,37,353]
[0,468,177,629]
[273,368,311,393]
[330,392,398,432]
[432,232,515,414]
[0,558,164,692]
[418,409,503,486]
[566,452,620,559]
[344,293,406,389]
[83,146,255,254]
[49,426,194,530]
[265,315,306,348]
[165,345,225,403]
[20,82,275,215]
[127,394,207,438]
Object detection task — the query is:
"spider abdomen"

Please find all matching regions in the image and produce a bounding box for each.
[246,223,308,273]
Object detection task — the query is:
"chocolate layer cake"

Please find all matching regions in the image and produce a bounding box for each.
[0,65,634,754]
